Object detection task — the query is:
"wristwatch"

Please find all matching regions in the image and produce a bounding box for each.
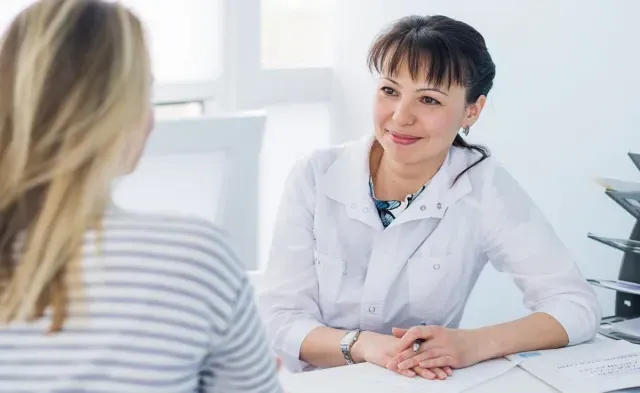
[340,329,362,365]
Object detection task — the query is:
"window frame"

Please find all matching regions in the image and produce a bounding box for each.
[153,0,332,111]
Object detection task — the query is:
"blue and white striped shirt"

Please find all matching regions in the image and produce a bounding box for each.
[0,207,283,393]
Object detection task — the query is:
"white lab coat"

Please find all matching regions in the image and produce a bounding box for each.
[259,134,602,372]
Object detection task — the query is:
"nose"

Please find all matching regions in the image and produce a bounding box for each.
[392,98,416,126]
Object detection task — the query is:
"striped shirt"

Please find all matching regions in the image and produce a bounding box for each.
[0,206,284,393]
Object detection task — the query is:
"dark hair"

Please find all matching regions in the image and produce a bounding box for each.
[367,15,496,185]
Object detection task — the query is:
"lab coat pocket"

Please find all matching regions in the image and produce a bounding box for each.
[407,255,462,322]
[313,251,346,310]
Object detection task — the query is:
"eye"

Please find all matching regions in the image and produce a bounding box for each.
[420,96,441,105]
[380,86,396,96]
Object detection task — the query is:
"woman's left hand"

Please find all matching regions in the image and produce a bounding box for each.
[386,325,484,373]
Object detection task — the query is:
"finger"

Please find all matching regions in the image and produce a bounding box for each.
[395,326,438,353]
[431,367,449,380]
[418,356,455,369]
[444,366,453,376]
[392,327,408,338]
[396,348,448,369]
[386,359,416,378]
[413,366,437,380]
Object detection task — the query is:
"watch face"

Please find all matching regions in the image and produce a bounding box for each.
[340,331,354,346]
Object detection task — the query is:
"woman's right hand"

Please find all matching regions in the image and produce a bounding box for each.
[352,331,451,379]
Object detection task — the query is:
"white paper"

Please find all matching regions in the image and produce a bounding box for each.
[612,317,640,338]
[588,279,640,296]
[506,336,609,363]
[281,357,519,393]
[516,340,640,393]
[594,177,640,192]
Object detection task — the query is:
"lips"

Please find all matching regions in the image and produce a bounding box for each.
[386,129,421,146]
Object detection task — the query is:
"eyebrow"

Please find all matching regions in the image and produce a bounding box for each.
[382,77,448,96]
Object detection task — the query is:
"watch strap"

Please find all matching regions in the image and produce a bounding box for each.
[340,329,362,365]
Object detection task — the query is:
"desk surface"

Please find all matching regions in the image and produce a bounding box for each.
[278,336,640,393]
[279,363,557,393]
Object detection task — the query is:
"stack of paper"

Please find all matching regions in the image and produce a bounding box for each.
[509,340,640,393]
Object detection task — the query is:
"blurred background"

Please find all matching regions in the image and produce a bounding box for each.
[2,0,639,329]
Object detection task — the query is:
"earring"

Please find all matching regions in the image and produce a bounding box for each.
[462,126,470,136]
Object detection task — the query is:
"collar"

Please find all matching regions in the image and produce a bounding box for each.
[317,134,474,227]
[317,134,383,230]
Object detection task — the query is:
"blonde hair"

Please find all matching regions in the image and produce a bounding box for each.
[0,0,151,332]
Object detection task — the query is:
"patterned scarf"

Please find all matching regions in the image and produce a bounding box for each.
[369,176,427,228]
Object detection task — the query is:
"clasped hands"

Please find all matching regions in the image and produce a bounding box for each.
[355,325,482,380]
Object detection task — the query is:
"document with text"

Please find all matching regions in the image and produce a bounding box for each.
[513,340,640,393]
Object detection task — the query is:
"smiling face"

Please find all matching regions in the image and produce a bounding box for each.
[373,62,485,167]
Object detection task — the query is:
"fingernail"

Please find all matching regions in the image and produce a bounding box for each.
[398,361,408,369]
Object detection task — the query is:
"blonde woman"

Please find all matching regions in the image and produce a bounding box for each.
[0,1,283,392]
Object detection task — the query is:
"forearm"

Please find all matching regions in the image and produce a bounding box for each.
[299,326,350,368]
[300,327,379,368]
[474,312,569,361]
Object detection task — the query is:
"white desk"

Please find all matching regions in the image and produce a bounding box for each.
[279,363,557,393]
[278,336,640,393]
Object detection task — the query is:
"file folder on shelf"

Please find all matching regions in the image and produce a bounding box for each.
[587,279,640,296]
[605,190,640,220]
[590,151,640,333]
[587,233,640,254]
[629,152,640,172]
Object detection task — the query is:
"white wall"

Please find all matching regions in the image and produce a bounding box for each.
[331,0,640,327]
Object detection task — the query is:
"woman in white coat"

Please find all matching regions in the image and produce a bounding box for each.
[260,14,601,380]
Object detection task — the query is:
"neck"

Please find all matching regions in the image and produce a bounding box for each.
[370,143,447,201]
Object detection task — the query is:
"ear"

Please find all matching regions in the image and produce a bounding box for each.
[463,95,487,128]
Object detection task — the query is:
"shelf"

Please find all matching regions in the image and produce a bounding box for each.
[587,279,640,296]
[588,233,640,255]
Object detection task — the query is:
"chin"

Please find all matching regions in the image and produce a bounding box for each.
[380,142,423,164]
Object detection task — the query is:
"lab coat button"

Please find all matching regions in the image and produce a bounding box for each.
[351,203,357,209]
[362,207,369,213]
[433,264,440,270]
[420,205,427,211]
[437,203,442,209]
[368,306,376,313]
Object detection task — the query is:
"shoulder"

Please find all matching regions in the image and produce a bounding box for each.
[98,207,247,291]
[450,146,513,187]
[452,147,536,213]
[286,137,366,187]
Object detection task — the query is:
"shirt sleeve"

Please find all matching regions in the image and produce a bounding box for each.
[480,162,602,346]
[258,157,326,372]
[201,277,284,393]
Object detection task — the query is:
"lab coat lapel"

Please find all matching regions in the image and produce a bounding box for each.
[317,134,384,231]
[388,147,473,227]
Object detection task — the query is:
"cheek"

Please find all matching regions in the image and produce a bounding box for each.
[418,109,460,140]
[372,96,392,127]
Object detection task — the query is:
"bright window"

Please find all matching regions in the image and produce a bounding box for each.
[123,0,222,82]
[261,0,336,68]
[0,1,222,83]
